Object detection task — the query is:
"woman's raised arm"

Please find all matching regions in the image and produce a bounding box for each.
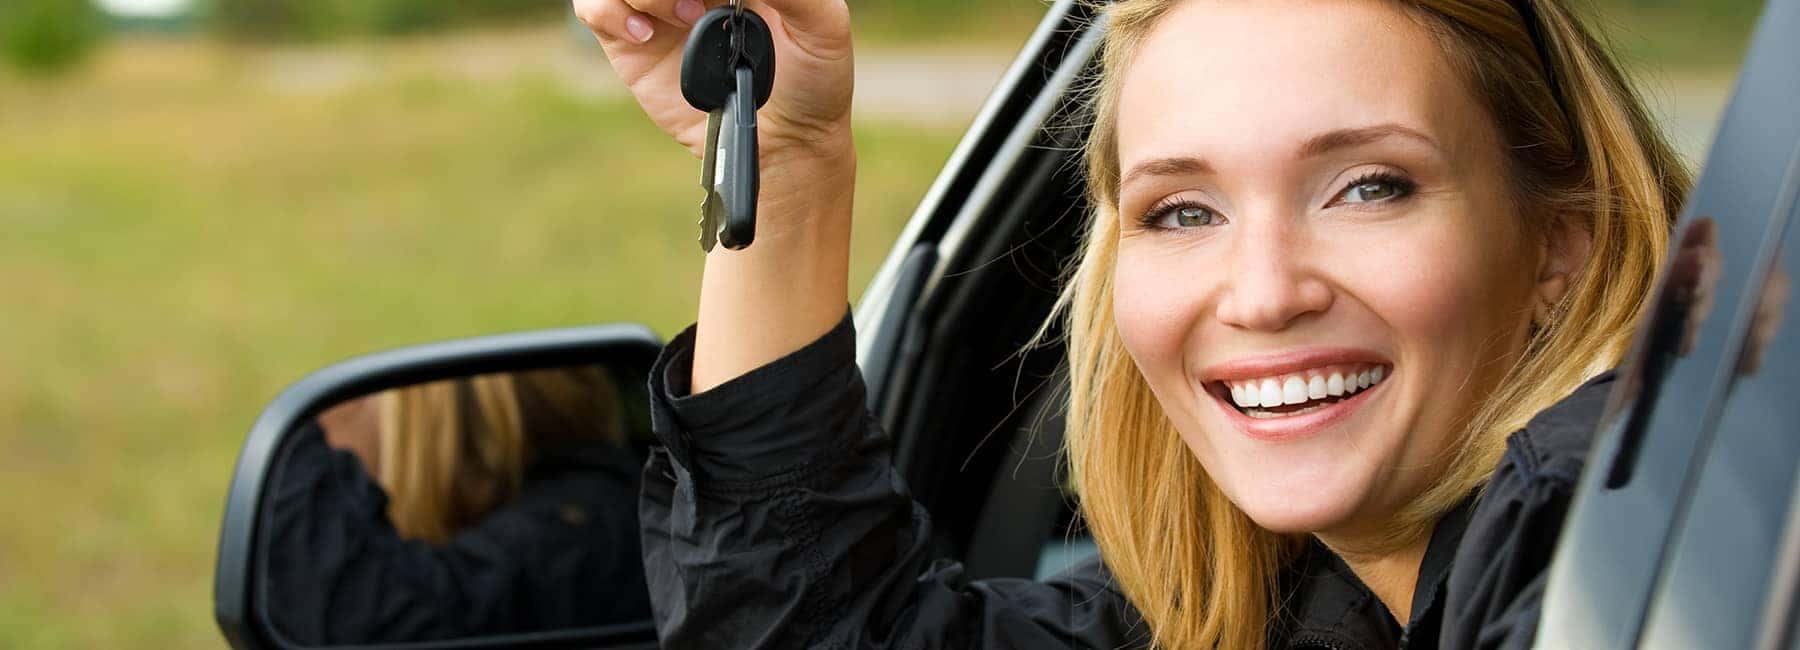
[575,0,858,393]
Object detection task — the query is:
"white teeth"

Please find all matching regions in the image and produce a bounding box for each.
[1232,383,1254,408]
[1259,379,1282,408]
[1282,377,1308,405]
[1225,365,1389,415]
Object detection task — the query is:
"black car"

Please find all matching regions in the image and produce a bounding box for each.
[215,0,1800,647]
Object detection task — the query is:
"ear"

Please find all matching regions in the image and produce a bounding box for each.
[1534,215,1592,326]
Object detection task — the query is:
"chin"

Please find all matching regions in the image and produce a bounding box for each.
[1196,439,1381,535]
[1236,490,1364,534]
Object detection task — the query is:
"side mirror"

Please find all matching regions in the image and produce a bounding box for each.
[214,325,664,649]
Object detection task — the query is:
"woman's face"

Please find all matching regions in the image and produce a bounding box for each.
[1111,0,1545,538]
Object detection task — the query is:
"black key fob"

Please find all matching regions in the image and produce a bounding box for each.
[720,65,759,250]
[680,7,775,113]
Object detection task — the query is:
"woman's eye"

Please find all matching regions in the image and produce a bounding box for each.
[1333,175,1414,205]
[1172,206,1219,227]
[1146,203,1224,229]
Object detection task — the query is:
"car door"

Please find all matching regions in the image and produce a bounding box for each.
[1536,0,1800,646]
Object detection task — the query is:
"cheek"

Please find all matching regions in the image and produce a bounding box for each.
[1111,244,1206,380]
[1342,205,1537,482]
[1348,218,1531,348]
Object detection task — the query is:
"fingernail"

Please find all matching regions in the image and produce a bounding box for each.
[625,15,655,43]
[675,0,704,26]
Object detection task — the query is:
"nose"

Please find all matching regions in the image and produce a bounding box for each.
[1213,219,1333,331]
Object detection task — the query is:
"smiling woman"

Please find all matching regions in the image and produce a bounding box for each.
[579,0,1689,647]
[1067,0,1687,645]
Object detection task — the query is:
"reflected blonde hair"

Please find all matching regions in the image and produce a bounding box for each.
[1058,0,1691,646]
[377,367,625,543]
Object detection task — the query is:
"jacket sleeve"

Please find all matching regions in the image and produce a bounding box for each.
[1439,372,1616,650]
[261,422,650,644]
[640,311,1146,649]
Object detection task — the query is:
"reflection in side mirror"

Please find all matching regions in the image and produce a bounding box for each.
[215,326,663,650]
[314,366,636,545]
[269,365,651,644]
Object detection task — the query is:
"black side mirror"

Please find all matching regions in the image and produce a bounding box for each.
[215,325,664,649]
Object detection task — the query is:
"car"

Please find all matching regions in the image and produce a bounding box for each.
[213,0,1800,647]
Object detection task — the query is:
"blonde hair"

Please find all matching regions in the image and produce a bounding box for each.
[377,366,626,543]
[1058,0,1691,646]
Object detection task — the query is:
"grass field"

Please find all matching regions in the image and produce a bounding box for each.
[0,1,1756,646]
[0,33,962,648]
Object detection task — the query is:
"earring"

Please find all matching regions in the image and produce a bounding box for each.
[1533,275,1570,329]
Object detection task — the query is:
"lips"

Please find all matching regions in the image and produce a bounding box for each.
[1199,349,1392,440]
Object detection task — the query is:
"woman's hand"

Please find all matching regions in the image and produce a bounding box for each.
[574,0,854,162]
[575,0,858,393]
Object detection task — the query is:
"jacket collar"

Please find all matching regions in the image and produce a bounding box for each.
[1274,495,1476,649]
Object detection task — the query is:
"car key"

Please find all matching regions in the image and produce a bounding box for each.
[697,108,724,252]
[680,3,775,252]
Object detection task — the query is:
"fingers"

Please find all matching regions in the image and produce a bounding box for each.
[573,0,656,45]
[621,0,705,31]
[575,0,714,45]
[577,0,849,53]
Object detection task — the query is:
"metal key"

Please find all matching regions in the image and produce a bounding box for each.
[698,109,724,252]
[680,3,776,252]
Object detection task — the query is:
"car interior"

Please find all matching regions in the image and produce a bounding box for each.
[855,1,1107,583]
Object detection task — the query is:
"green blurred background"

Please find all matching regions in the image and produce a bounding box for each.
[0,0,1762,647]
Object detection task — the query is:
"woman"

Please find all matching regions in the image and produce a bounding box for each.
[579,0,1687,646]
[264,367,652,644]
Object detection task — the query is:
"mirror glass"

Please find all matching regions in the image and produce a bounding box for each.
[254,364,653,646]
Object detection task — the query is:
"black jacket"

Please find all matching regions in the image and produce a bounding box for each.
[642,312,1614,649]
[261,421,653,645]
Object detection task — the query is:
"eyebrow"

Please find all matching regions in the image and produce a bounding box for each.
[1298,123,1438,158]
[1118,123,1439,189]
[1120,156,1214,189]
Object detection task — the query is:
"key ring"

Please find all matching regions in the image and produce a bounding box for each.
[728,0,747,67]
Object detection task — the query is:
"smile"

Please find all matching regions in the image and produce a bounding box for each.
[1199,350,1394,441]
[1221,363,1389,419]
